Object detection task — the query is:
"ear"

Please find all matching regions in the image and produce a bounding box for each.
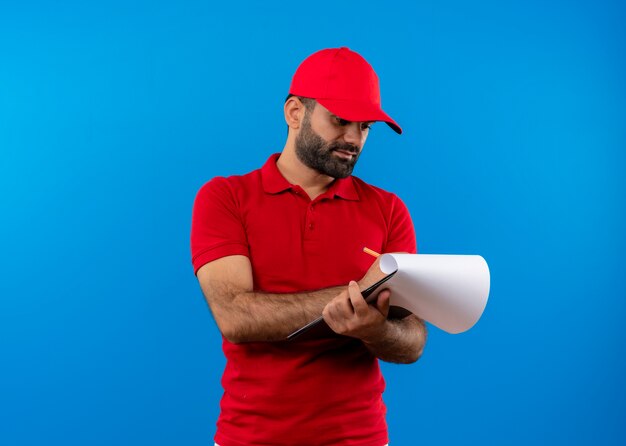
[284,97,307,130]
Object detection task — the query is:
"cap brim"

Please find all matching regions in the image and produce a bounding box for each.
[316,98,402,134]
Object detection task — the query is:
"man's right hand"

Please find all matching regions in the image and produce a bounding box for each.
[357,255,387,291]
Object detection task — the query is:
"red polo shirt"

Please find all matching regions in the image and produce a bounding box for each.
[191,153,416,446]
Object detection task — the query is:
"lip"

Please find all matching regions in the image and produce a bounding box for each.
[333,149,357,160]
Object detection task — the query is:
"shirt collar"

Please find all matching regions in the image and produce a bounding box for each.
[261,153,360,201]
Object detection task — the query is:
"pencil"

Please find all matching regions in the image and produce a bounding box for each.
[363,247,380,258]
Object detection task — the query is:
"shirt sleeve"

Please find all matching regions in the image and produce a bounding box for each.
[190,177,250,274]
[384,194,417,254]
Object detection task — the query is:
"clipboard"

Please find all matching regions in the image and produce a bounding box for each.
[286,270,397,341]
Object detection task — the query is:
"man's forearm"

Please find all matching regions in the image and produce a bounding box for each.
[362,315,427,364]
[210,286,343,343]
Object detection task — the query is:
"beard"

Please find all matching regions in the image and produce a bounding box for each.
[294,113,361,179]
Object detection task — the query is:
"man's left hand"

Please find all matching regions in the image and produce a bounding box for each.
[322,281,390,342]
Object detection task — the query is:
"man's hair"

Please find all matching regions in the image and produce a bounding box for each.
[285,94,316,112]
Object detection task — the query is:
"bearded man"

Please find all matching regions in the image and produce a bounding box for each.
[191,47,427,446]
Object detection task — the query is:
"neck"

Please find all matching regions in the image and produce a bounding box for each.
[277,140,335,200]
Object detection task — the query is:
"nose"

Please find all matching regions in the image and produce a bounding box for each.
[343,122,365,147]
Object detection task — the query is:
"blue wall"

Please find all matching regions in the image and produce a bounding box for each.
[1,1,624,444]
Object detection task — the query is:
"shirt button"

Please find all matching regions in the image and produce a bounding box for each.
[309,222,314,230]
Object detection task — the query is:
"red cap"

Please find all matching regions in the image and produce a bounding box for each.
[289,47,402,134]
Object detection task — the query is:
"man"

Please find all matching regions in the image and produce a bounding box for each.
[191,47,427,446]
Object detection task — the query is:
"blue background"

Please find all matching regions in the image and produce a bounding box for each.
[1,1,624,444]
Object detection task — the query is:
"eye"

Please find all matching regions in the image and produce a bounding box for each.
[334,116,350,126]
[360,122,374,131]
